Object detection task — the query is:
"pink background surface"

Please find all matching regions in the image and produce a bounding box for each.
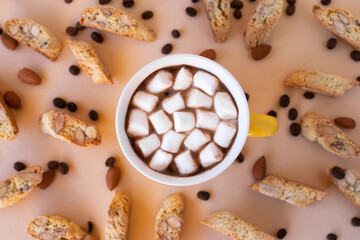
[0,0,360,239]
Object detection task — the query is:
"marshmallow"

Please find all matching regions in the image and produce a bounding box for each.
[193,70,219,96]
[184,129,210,152]
[127,109,149,137]
[186,88,212,109]
[199,142,224,168]
[161,130,186,153]
[214,122,237,148]
[173,67,193,90]
[136,134,160,157]
[149,110,173,134]
[196,110,219,130]
[214,92,238,120]
[149,149,173,172]
[132,91,159,113]
[147,70,173,93]
[162,92,185,114]
[173,111,195,132]
[174,150,198,175]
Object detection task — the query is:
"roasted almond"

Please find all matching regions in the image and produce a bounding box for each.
[3,90,22,109]
[1,33,18,50]
[251,44,272,60]
[106,166,120,191]
[18,68,41,85]
[200,49,217,60]
[334,117,356,129]
[252,156,266,181]
[38,170,56,189]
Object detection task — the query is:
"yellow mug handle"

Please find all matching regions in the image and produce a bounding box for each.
[248,114,278,137]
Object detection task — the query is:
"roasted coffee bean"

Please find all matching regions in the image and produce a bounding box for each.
[142,11,153,20]
[67,102,77,112]
[267,110,277,118]
[192,0,199,2]
[321,0,331,6]
[161,43,173,54]
[123,0,134,8]
[245,93,249,101]
[288,108,298,120]
[89,110,99,121]
[249,0,256,1]
[351,50,360,61]
[59,162,69,175]
[234,9,242,19]
[304,91,315,99]
[99,0,111,4]
[235,153,245,163]
[327,233,337,240]
[276,228,287,239]
[287,0,296,3]
[64,0,72,3]
[14,162,26,171]
[231,0,243,9]
[171,29,181,38]
[331,166,345,179]
[351,217,360,226]
[88,221,94,233]
[105,157,116,167]
[66,26,78,36]
[0,28,3,35]
[186,7,197,17]
[69,65,80,75]
[47,160,59,170]
[76,21,85,30]
[53,98,67,108]
[197,191,210,200]
[91,32,104,43]
[286,3,296,16]
[290,123,301,136]
[357,76,360,82]
[279,94,290,107]
[327,38,337,49]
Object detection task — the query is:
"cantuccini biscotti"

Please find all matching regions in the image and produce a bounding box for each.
[245,0,283,48]
[67,40,112,84]
[3,19,62,61]
[313,5,360,50]
[40,110,101,147]
[105,191,131,240]
[79,6,156,42]
[154,193,184,240]
[250,174,328,207]
[0,93,18,141]
[201,211,274,240]
[202,0,231,42]
[283,70,359,97]
[0,165,42,208]
[301,112,360,160]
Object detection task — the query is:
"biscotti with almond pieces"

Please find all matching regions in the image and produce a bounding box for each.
[0,92,18,141]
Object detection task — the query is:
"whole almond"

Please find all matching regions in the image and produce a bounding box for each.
[251,44,272,60]
[200,49,217,60]
[334,117,356,129]
[18,68,41,85]
[252,156,266,181]
[38,170,56,189]
[106,166,120,191]
[3,90,22,109]
[1,33,18,50]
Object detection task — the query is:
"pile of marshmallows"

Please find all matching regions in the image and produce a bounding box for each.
[127,67,238,176]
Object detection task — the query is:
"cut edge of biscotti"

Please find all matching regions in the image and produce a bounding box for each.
[283,70,359,97]
[301,112,360,160]
[0,94,19,141]
[40,110,101,147]
[79,6,156,42]
[3,19,62,61]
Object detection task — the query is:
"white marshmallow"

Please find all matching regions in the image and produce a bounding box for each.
[214,92,238,120]
[173,67,193,90]
[136,134,160,157]
[199,142,224,168]
[161,130,186,153]
[149,110,173,134]
[193,70,219,96]
[184,129,210,152]
[173,112,195,132]
[214,122,237,148]
[132,91,159,113]
[149,149,173,172]
[196,110,219,130]
[147,70,173,93]
[186,88,212,109]
[162,92,185,114]
[174,150,198,175]
[127,109,149,137]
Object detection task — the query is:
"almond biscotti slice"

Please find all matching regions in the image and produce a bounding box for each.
[250,174,328,207]
[106,191,131,240]
[313,5,360,50]
[3,19,62,61]
[0,165,42,208]
[27,215,95,240]
[0,93,18,141]
[202,0,231,42]
[245,0,283,48]
[201,211,274,240]
[40,110,101,147]
[154,193,184,240]
[79,6,156,42]
[67,40,112,84]
[301,112,360,160]
[283,70,359,97]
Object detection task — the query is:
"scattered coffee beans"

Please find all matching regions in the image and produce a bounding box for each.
[286,4,296,16]
[288,108,298,120]
[235,153,245,163]
[279,94,290,107]
[171,30,180,38]
[69,65,80,75]
[105,157,116,168]
[245,93,249,101]
[161,43,173,54]
[59,162,69,175]
[351,217,360,226]
[186,7,197,17]
[66,26,78,36]
[67,102,77,112]
[304,91,315,99]
[64,0,72,3]
[99,0,111,4]
[321,0,331,6]
[234,9,242,19]
[53,98,67,108]
[327,233,337,240]
[197,191,210,200]
[287,0,296,3]
[331,166,345,179]
[14,162,26,171]
[327,38,337,49]
[47,161,59,170]
[89,110,99,121]
[267,110,277,118]
[123,0,134,8]
[276,228,287,239]
[350,50,360,61]
[231,0,243,9]
[142,11,153,20]
[290,122,301,136]
[76,21,86,30]
[91,32,104,43]
[88,221,94,233]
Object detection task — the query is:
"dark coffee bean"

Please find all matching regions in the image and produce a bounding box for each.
[14,162,26,171]
[327,38,337,49]
[64,0,72,3]
[267,110,277,118]
[58,162,69,175]
[235,153,245,163]
[76,21,85,30]
[192,0,199,2]
[327,233,337,240]
[197,191,210,200]
[123,0,134,8]
[351,50,360,61]
[234,9,242,19]
[69,65,80,75]
[249,0,256,1]
[47,161,59,170]
[279,94,290,107]
[276,228,287,239]
[171,29,181,38]
[304,91,315,99]
[357,76,360,82]
[0,28,3,35]
[89,110,99,121]
[288,108,298,120]
[351,217,360,226]
[331,166,345,179]
[321,0,331,6]
[245,93,249,101]
[231,0,243,9]
[66,26,78,36]
[88,221,94,233]
[287,0,296,3]
[67,102,77,112]
[105,157,116,167]
[142,11,153,20]
[186,7,197,17]
[286,3,296,16]
[161,43,173,54]
[99,0,111,4]
[91,32,104,43]
[290,123,301,136]
[53,98,67,108]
